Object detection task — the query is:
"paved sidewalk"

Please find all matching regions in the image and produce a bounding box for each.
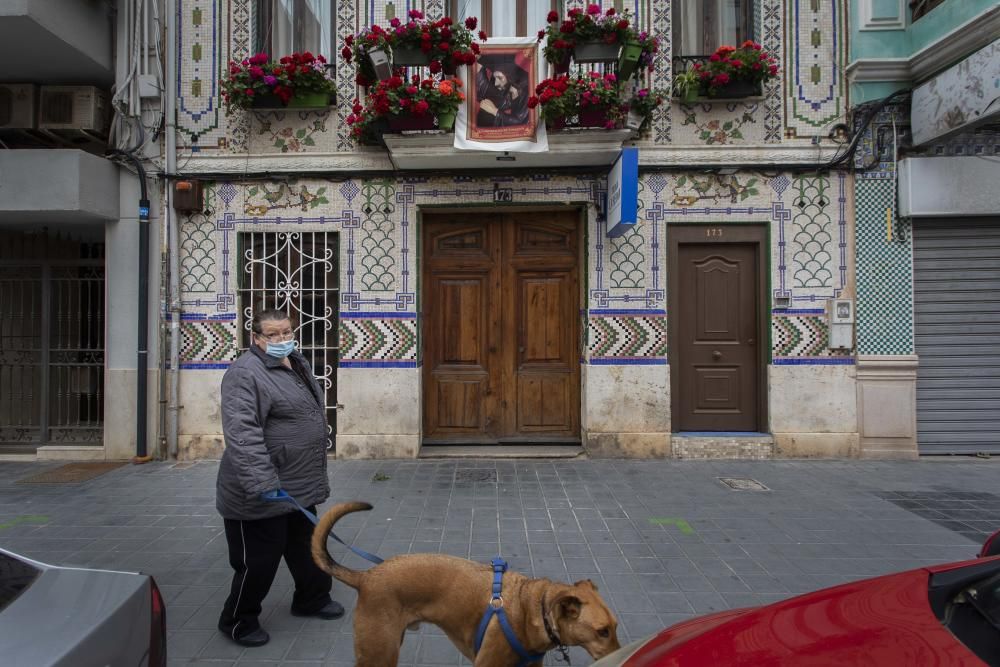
[1,457,999,666]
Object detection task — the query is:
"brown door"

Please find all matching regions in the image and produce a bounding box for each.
[669,226,766,432]
[423,212,580,444]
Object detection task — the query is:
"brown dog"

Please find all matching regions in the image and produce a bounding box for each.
[311,502,621,666]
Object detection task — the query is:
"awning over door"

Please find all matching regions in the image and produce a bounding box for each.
[914,219,1000,454]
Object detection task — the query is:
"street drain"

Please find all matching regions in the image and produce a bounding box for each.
[455,469,497,483]
[718,477,769,491]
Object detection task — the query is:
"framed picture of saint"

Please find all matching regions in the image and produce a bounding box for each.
[455,39,547,151]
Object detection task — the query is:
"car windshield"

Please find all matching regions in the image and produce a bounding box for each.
[940,568,1000,667]
[0,552,41,613]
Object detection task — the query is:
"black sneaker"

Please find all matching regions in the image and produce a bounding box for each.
[230,627,270,647]
[291,599,345,619]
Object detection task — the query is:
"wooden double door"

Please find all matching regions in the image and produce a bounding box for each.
[422,212,581,444]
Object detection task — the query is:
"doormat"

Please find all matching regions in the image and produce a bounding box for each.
[16,462,127,484]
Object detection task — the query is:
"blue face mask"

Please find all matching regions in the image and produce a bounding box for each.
[264,339,296,359]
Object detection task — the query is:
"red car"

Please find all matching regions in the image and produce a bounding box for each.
[593,531,1000,666]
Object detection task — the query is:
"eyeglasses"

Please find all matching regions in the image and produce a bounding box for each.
[256,330,295,343]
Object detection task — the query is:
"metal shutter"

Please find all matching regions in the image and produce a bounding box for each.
[914,219,1000,454]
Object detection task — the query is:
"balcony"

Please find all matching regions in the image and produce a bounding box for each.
[0,0,114,86]
[0,150,119,224]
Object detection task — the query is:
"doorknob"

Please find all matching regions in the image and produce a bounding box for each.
[519,346,525,353]
[712,350,722,360]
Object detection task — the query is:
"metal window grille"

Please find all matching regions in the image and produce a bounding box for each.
[237,231,339,449]
[0,231,105,452]
[910,0,946,22]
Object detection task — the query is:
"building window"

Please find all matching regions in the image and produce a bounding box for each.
[256,0,335,58]
[237,231,339,448]
[909,0,945,22]
[672,0,754,57]
[449,0,561,38]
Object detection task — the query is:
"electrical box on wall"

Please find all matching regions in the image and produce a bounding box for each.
[173,180,204,212]
[828,298,854,350]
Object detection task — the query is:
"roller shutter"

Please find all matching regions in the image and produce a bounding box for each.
[914,219,1000,454]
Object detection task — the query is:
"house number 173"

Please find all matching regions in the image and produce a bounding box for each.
[706,228,723,237]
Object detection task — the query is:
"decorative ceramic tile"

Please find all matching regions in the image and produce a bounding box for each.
[339,316,417,362]
[177,0,227,146]
[855,178,913,355]
[784,0,847,136]
[772,312,851,357]
[588,312,668,362]
[180,317,239,367]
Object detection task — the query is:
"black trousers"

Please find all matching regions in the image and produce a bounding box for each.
[218,507,333,638]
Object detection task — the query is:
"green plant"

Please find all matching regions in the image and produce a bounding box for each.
[691,41,779,97]
[628,87,665,119]
[222,51,334,113]
[673,70,700,101]
[537,4,643,65]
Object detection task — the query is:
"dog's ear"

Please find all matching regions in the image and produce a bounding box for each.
[573,579,598,591]
[554,593,583,620]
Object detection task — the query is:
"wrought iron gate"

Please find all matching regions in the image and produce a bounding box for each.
[0,232,105,452]
[237,231,339,448]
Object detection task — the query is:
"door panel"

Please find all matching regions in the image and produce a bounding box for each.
[423,213,579,444]
[672,234,763,432]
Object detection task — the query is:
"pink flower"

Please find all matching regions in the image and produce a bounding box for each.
[413,99,429,115]
[586,4,602,16]
[408,9,423,19]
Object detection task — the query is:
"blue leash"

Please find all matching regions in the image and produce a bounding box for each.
[262,490,384,565]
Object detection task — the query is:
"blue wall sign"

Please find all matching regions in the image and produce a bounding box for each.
[606,147,639,238]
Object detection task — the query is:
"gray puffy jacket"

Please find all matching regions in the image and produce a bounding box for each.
[215,344,330,520]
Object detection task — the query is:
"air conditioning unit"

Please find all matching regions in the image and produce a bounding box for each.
[0,84,38,129]
[38,86,109,133]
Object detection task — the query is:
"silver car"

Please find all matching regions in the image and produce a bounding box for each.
[0,548,166,667]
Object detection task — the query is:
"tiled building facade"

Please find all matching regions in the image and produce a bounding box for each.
[172,0,866,460]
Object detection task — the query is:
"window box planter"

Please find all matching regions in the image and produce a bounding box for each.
[573,41,622,64]
[616,40,644,81]
[250,91,333,110]
[364,48,392,81]
[708,80,761,99]
[391,46,431,67]
[386,114,436,131]
[579,106,612,128]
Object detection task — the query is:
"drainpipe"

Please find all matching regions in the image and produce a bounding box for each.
[107,149,152,462]
[165,0,181,458]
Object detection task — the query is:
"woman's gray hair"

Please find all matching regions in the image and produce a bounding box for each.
[251,308,293,334]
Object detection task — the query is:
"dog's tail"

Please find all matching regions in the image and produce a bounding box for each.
[310,501,373,589]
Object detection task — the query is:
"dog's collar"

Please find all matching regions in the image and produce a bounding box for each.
[541,594,572,664]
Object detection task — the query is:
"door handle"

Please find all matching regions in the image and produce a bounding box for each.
[519,346,525,353]
[712,350,722,360]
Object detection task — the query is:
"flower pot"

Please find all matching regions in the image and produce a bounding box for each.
[436,110,457,131]
[288,92,331,108]
[546,117,567,131]
[578,106,611,128]
[677,86,699,104]
[387,113,436,131]
[552,54,571,75]
[364,48,392,81]
[707,80,761,99]
[616,40,643,81]
[625,108,645,132]
[443,60,458,76]
[392,45,431,67]
[573,41,622,64]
